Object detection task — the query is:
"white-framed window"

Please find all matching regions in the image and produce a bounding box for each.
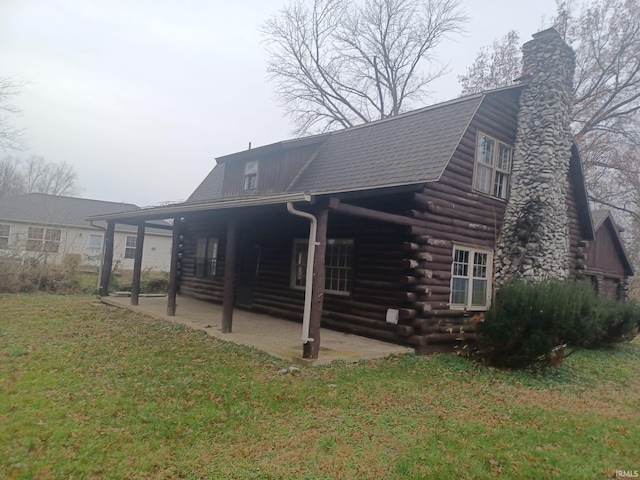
[473,133,513,200]
[243,160,258,191]
[124,235,137,259]
[87,234,103,252]
[450,245,492,310]
[0,224,9,249]
[26,226,61,253]
[195,238,218,278]
[291,238,354,295]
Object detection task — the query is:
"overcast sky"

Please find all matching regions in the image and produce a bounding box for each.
[1,0,559,207]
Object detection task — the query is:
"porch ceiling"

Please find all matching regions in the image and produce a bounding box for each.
[102,295,413,366]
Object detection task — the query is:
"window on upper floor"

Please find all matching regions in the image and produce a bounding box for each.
[195,238,218,278]
[0,224,9,249]
[473,133,513,200]
[243,160,258,191]
[124,235,137,259]
[450,246,492,310]
[291,238,354,295]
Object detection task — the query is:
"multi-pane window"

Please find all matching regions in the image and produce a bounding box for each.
[87,234,103,252]
[291,238,353,295]
[473,133,513,200]
[450,246,491,309]
[243,160,258,191]
[0,224,9,249]
[124,235,137,259]
[195,238,218,278]
[27,227,61,253]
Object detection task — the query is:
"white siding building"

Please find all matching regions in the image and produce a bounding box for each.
[0,194,172,271]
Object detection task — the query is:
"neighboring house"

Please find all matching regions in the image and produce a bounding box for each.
[584,210,634,299]
[89,29,630,358]
[0,193,173,271]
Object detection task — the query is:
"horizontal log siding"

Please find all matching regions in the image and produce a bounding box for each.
[179,216,227,303]
[179,201,412,344]
[567,152,589,278]
[251,212,409,343]
[406,92,519,348]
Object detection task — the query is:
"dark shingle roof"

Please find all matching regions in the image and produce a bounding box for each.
[187,163,225,203]
[591,209,610,230]
[0,194,139,226]
[287,94,484,194]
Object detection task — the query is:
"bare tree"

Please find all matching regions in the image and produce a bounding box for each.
[262,0,467,135]
[458,0,640,263]
[0,155,78,198]
[0,77,26,151]
[458,30,522,96]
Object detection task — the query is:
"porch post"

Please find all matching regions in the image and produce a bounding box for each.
[304,207,328,359]
[167,217,181,316]
[99,221,115,297]
[222,217,237,333]
[130,223,146,306]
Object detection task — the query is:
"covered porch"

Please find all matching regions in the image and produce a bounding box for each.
[102,294,413,366]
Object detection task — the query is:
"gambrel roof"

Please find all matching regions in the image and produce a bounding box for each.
[287,95,484,194]
[186,91,489,203]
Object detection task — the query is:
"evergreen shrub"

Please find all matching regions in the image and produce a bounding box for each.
[479,279,640,368]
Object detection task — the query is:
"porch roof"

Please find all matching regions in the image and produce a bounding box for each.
[87,192,313,224]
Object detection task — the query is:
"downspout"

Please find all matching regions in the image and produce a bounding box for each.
[286,202,316,344]
[89,220,107,292]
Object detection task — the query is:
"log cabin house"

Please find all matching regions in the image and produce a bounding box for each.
[89,29,633,359]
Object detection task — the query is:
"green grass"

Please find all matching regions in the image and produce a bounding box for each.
[1,294,639,479]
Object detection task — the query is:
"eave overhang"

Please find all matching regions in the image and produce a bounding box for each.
[86,193,314,225]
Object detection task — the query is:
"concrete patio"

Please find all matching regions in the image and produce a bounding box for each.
[101,294,414,366]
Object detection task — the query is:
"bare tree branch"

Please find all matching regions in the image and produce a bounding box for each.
[0,77,27,151]
[0,155,79,198]
[261,0,467,135]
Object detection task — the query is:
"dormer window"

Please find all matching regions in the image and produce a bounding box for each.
[243,160,258,191]
[473,133,512,200]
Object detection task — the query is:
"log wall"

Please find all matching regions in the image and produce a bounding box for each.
[401,91,519,350]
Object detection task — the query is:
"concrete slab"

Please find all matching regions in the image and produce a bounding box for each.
[101,295,414,366]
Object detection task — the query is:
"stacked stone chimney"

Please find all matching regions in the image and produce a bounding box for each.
[494,29,576,284]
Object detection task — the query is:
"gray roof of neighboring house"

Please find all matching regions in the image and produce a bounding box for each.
[287,94,484,194]
[0,193,170,234]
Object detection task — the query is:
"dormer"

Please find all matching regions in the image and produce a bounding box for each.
[218,134,329,198]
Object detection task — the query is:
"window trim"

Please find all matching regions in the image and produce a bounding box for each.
[87,234,103,251]
[290,238,354,296]
[449,244,492,311]
[26,226,61,253]
[124,235,137,259]
[0,223,9,249]
[472,132,513,200]
[195,237,219,278]
[243,160,258,191]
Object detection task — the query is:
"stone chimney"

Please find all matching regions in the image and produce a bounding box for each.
[494,29,576,284]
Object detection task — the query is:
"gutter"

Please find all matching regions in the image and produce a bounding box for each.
[286,202,317,344]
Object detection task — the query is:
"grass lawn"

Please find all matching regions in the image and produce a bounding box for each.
[1,295,639,479]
